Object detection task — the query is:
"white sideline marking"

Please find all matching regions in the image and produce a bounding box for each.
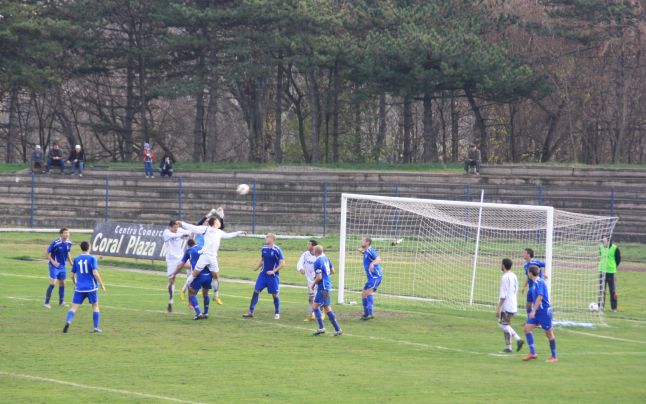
[560,329,646,345]
[0,371,205,403]
[5,296,646,358]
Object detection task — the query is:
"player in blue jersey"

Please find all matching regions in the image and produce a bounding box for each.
[63,241,106,333]
[44,228,73,308]
[173,239,212,320]
[311,245,343,336]
[523,266,558,363]
[520,248,547,315]
[358,237,383,320]
[243,233,285,320]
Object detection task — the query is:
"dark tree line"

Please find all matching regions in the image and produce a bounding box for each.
[1,0,645,164]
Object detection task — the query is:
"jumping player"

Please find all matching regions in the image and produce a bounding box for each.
[496,258,524,353]
[311,245,342,336]
[243,233,285,320]
[44,228,73,308]
[358,237,383,320]
[163,220,191,313]
[520,248,546,315]
[179,216,246,309]
[63,241,106,333]
[523,265,558,363]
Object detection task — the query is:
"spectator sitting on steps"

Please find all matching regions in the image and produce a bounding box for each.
[67,144,85,177]
[46,142,65,174]
[160,153,174,178]
[464,144,481,175]
[32,145,44,174]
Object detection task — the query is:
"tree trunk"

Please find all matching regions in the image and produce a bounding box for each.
[508,102,518,163]
[422,93,438,162]
[465,87,488,162]
[373,93,387,161]
[193,86,206,162]
[353,94,362,162]
[332,64,341,163]
[6,87,18,163]
[307,71,321,163]
[403,96,413,164]
[540,100,566,163]
[274,62,283,163]
[450,94,459,162]
[124,30,136,161]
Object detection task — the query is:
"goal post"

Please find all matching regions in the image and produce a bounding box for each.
[338,193,617,325]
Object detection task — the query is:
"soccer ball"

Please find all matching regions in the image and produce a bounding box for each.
[236,183,250,195]
[588,302,599,312]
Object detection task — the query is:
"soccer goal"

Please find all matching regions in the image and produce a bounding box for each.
[338,193,618,325]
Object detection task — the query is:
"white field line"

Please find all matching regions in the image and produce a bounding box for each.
[6,295,646,358]
[560,329,646,345]
[0,371,205,403]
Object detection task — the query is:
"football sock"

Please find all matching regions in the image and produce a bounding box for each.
[212,279,219,296]
[203,295,210,314]
[183,274,194,292]
[367,295,374,315]
[504,331,511,349]
[308,296,314,315]
[314,308,324,329]
[505,325,521,341]
[549,338,557,358]
[526,333,535,355]
[362,297,368,315]
[93,311,100,329]
[273,296,280,314]
[327,311,341,332]
[168,284,174,303]
[66,310,75,324]
[45,285,54,304]
[249,292,259,313]
[189,295,201,315]
[58,286,65,304]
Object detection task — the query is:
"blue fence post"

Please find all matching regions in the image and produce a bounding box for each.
[30,172,35,228]
[178,176,184,220]
[105,175,109,222]
[252,179,257,234]
[322,181,328,237]
[610,186,615,217]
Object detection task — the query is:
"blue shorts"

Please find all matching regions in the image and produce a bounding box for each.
[190,275,212,292]
[527,308,553,330]
[49,266,66,280]
[363,276,382,291]
[255,274,279,295]
[72,290,98,305]
[314,289,331,307]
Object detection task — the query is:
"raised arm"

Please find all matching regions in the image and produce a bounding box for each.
[179,221,208,235]
[219,230,246,240]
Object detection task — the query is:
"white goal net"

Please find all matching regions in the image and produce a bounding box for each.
[338,193,618,325]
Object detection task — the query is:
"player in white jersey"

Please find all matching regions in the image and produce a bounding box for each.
[180,216,246,301]
[496,258,524,353]
[296,239,324,322]
[163,220,191,312]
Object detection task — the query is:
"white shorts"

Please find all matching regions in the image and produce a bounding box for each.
[195,255,220,274]
[166,259,182,278]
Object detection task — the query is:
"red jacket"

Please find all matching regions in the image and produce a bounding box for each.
[142,149,155,163]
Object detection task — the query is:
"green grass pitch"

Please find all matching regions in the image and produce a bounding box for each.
[1,232,645,403]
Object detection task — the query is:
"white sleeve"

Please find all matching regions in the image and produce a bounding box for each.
[219,230,244,240]
[180,222,207,234]
[163,229,182,242]
[296,252,306,272]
